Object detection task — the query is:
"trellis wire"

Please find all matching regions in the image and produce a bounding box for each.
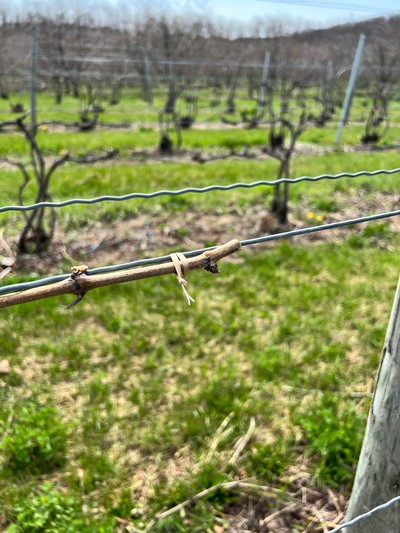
[1,207,400,296]
[5,52,400,72]
[1,167,400,214]
[329,494,400,532]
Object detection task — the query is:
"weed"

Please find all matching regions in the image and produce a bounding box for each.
[153,507,216,533]
[309,197,339,212]
[77,452,116,493]
[0,399,67,475]
[348,222,394,249]
[292,393,366,487]
[175,227,191,238]
[203,240,218,248]
[0,371,23,388]
[2,126,400,528]
[150,463,233,532]
[362,221,392,240]
[248,437,295,481]
[254,347,298,382]
[7,482,115,533]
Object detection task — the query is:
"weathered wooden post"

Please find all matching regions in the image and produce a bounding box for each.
[345,275,400,532]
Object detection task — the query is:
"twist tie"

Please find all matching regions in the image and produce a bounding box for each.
[170,252,195,306]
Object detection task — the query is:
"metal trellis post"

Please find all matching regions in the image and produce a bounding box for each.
[143,48,153,105]
[30,25,38,131]
[258,50,270,115]
[335,33,365,146]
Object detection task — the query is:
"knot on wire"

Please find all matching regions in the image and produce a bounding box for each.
[170,252,195,306]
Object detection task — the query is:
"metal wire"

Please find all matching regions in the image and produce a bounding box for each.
[1,207,400,296]
[1,168,400,214]
[6,52,400,72]
[329,494,400,532]
[240,207,400,247]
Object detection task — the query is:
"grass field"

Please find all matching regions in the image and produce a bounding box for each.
[1,92,400,532]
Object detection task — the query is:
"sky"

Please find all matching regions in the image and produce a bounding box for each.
[160,0,400,29]
[6,0,400,31]
[218,0,397,22]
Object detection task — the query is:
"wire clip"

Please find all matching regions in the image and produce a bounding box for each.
[170,252,195,306]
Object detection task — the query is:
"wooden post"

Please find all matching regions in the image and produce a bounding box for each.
[345,275,400,532]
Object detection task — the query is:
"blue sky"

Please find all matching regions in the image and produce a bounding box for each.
[13,0,399,30]
[159,0,400,28]
[216,0,397,21]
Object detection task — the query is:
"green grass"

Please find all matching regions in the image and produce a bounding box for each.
[1,235,399,530]
[1,147,400,248]
[2,90,400,530]
[6,482,115,532]
[1,86,397,124]
[1,149,400,222]
[2,122,400,158]
[2,87,400,154]
[0,398,67,475]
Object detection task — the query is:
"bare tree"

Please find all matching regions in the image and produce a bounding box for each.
[65,14,97,98]
[38,17,68,104]
[39,13,98,104]
[130,15,204,113]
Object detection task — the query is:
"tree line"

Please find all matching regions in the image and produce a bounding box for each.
[0,5,400,106]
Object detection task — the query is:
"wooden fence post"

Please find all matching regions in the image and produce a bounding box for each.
[345,275,400,532]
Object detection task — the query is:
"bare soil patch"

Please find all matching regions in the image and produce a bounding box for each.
[223,481,347,532]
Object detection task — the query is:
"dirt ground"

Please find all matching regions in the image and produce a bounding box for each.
[2,184,397,279]
[223,481,347,532]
